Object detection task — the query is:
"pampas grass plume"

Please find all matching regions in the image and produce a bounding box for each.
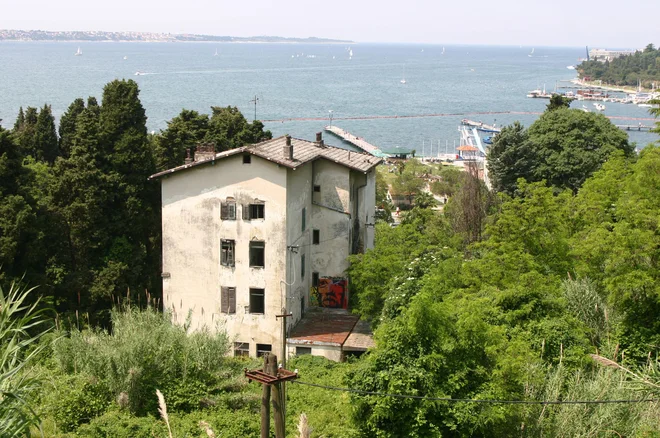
[156,389,173,438]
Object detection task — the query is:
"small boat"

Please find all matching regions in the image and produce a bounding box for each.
[581,105,590,112]
[442,46,445,55]
[135,71,145,76]
[400,65,407,84]
[638,103,653,108]
[483,136,494,145]
[348,48,353,60]
[528,48,534,57]
[593,103,606,111]
[123,56,128,60]
[75,47,82,56]
[527,84,552,99]
[214,48,219,56]
[566,65,576,70]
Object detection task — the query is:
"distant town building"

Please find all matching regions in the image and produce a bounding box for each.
[150,134,379,360]
[589,48,637,63]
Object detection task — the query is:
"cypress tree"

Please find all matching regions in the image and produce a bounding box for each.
[13,107,25,131]
[34,104,59,163]
[58,98,85,158]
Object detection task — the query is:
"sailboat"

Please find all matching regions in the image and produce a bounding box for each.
[214,48,219,56]
[528,48,534,57]
[400,65,407,84]
[442,46,445,55]
[75,47,82,56]
[348,48,353,60]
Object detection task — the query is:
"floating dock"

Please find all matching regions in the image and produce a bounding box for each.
[460,119,501,133]
[324,125,389,158]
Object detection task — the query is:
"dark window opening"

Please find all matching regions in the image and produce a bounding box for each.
[301,254,305,279]
[256,344,272,357]
[243,154,251,164]
[312,272,319,288]
[302,207,306,231]
[221,199,236,220]
[234,342,249,357]
[313,229,320,245]
[221,286,236,314]
[313,185,321,192]
[249,288,265,314]
[249,241,265,268]
[221,240,235,266]
[250,204,265,219]
[296,347,312,356]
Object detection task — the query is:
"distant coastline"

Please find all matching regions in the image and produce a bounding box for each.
[0,29,353,44]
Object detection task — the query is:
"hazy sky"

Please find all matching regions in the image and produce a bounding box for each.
[2,0,658,47]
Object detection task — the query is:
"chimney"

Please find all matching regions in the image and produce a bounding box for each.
[283,135,294,160]
[315,132,324,148]
[194,143,216,162]
[184,148,193,164]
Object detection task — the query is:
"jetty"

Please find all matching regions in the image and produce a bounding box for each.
[616,124,654,131]
[460,119,501,133]
[324,126,389,158]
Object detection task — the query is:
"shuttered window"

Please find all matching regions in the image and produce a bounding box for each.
[221,240,235,266]
[221,199,236,220]
[243,201,265,220]
[221,286,236,314]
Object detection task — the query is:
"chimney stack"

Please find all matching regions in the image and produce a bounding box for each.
[194,143,216,162]
[315,132,324,148]
[283,135,294,160]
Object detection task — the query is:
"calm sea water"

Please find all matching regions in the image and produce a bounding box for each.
[0,42,656,154]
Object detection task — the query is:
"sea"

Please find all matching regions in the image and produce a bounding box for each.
[0,41,657,155]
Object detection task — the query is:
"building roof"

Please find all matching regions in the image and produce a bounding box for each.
[287,308,360,347]
[457,145,479,152]
[149,135,382,180]
[343,320,376,351]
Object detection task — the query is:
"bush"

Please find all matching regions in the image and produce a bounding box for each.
[45,374,111,432]
[52,306,230,416]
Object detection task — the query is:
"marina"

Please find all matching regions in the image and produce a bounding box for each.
[324,125,389,158]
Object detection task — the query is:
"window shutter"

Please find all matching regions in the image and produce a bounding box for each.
[228,242,235,266]
[221,202,228,219]
[221,287,229,314]
[243,204,250,220]
[228,203,236,219]
[228,287,236,314]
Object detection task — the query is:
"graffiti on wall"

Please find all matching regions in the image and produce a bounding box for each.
[310,277,348,309]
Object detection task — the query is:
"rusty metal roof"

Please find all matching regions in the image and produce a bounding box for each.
[149,135,381,180]
[287,308,359,347]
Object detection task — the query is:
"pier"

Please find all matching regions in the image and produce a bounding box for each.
[324,125,389,158]
[460,119,501,133]
[616,124,654,131]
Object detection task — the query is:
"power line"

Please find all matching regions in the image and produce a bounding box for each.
[290,380,659,405]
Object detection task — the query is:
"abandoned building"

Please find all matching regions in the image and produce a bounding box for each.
[149,133,379,360]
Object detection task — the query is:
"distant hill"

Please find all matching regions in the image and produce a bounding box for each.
[0,29,353,44]
[578,43,660,88]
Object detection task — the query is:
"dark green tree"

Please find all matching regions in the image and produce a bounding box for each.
[58,98,86,158]
[546,94,573,111]
[33,104,59,163]
[153,109,209,171]
[13,107,25,131]
[205,106,272,152]
[486,121,533,195]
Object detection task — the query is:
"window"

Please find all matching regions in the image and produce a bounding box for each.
[234,342,249,357]
[221,286,236,314]
[313,229,320,245]
[249,288,265,314]
[312,272,319,288]
[296,347,312,356]
[221,240,235,266]
[256,344,272,357]
[221,199,236,220]
[249,241,265,268]
[313,185,321,193]
[250,204,265,219]
[301,254,305,279]
[302,207,306,231]
[243,154,251,164]
[243,201,265,220]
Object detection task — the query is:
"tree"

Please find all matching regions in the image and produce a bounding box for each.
[391,158,426,204]
[58,98,86,158]
[205,106,272,152]
[487,109,633,195]
[546,94,573,111]
[33,104,59,163]
[153,109,209,171]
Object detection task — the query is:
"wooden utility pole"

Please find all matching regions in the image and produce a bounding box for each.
[245,353,298,438]
[276,309,293,428]
[261,354,276,438]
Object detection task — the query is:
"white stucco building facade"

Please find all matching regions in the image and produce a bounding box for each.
[150,134,379,359]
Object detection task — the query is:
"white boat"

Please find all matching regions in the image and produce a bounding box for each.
[581,105,590,112]
[135,71,145,76]
[123,56,128,60]
[566,65,576,70]
[638,103,653,108]
[528,48,534,57]
[593,103,606,111]
[526,84,552,98]
[400,65,407,84]
[75,47,82,56]
[214,48,219,56]
[442,47,445,55]
[348,48,353,59]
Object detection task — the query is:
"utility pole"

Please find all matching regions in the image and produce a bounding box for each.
[249,95,260,121]
[276,310,293,429]
[261,354,275,438]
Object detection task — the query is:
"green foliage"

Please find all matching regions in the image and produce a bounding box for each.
[391,158,426,201]
[51,306,230,417]
[44,374,111,432]
[57,98,85,158]
[546,94,574,111]
[579,44,660,87]
[487,109,633,195]
[0,281,52,438]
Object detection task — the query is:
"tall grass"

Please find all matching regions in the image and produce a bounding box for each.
[0,281,51,438]
[52,306,230,416]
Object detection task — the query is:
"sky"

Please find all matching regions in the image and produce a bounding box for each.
[1,0,658,47]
